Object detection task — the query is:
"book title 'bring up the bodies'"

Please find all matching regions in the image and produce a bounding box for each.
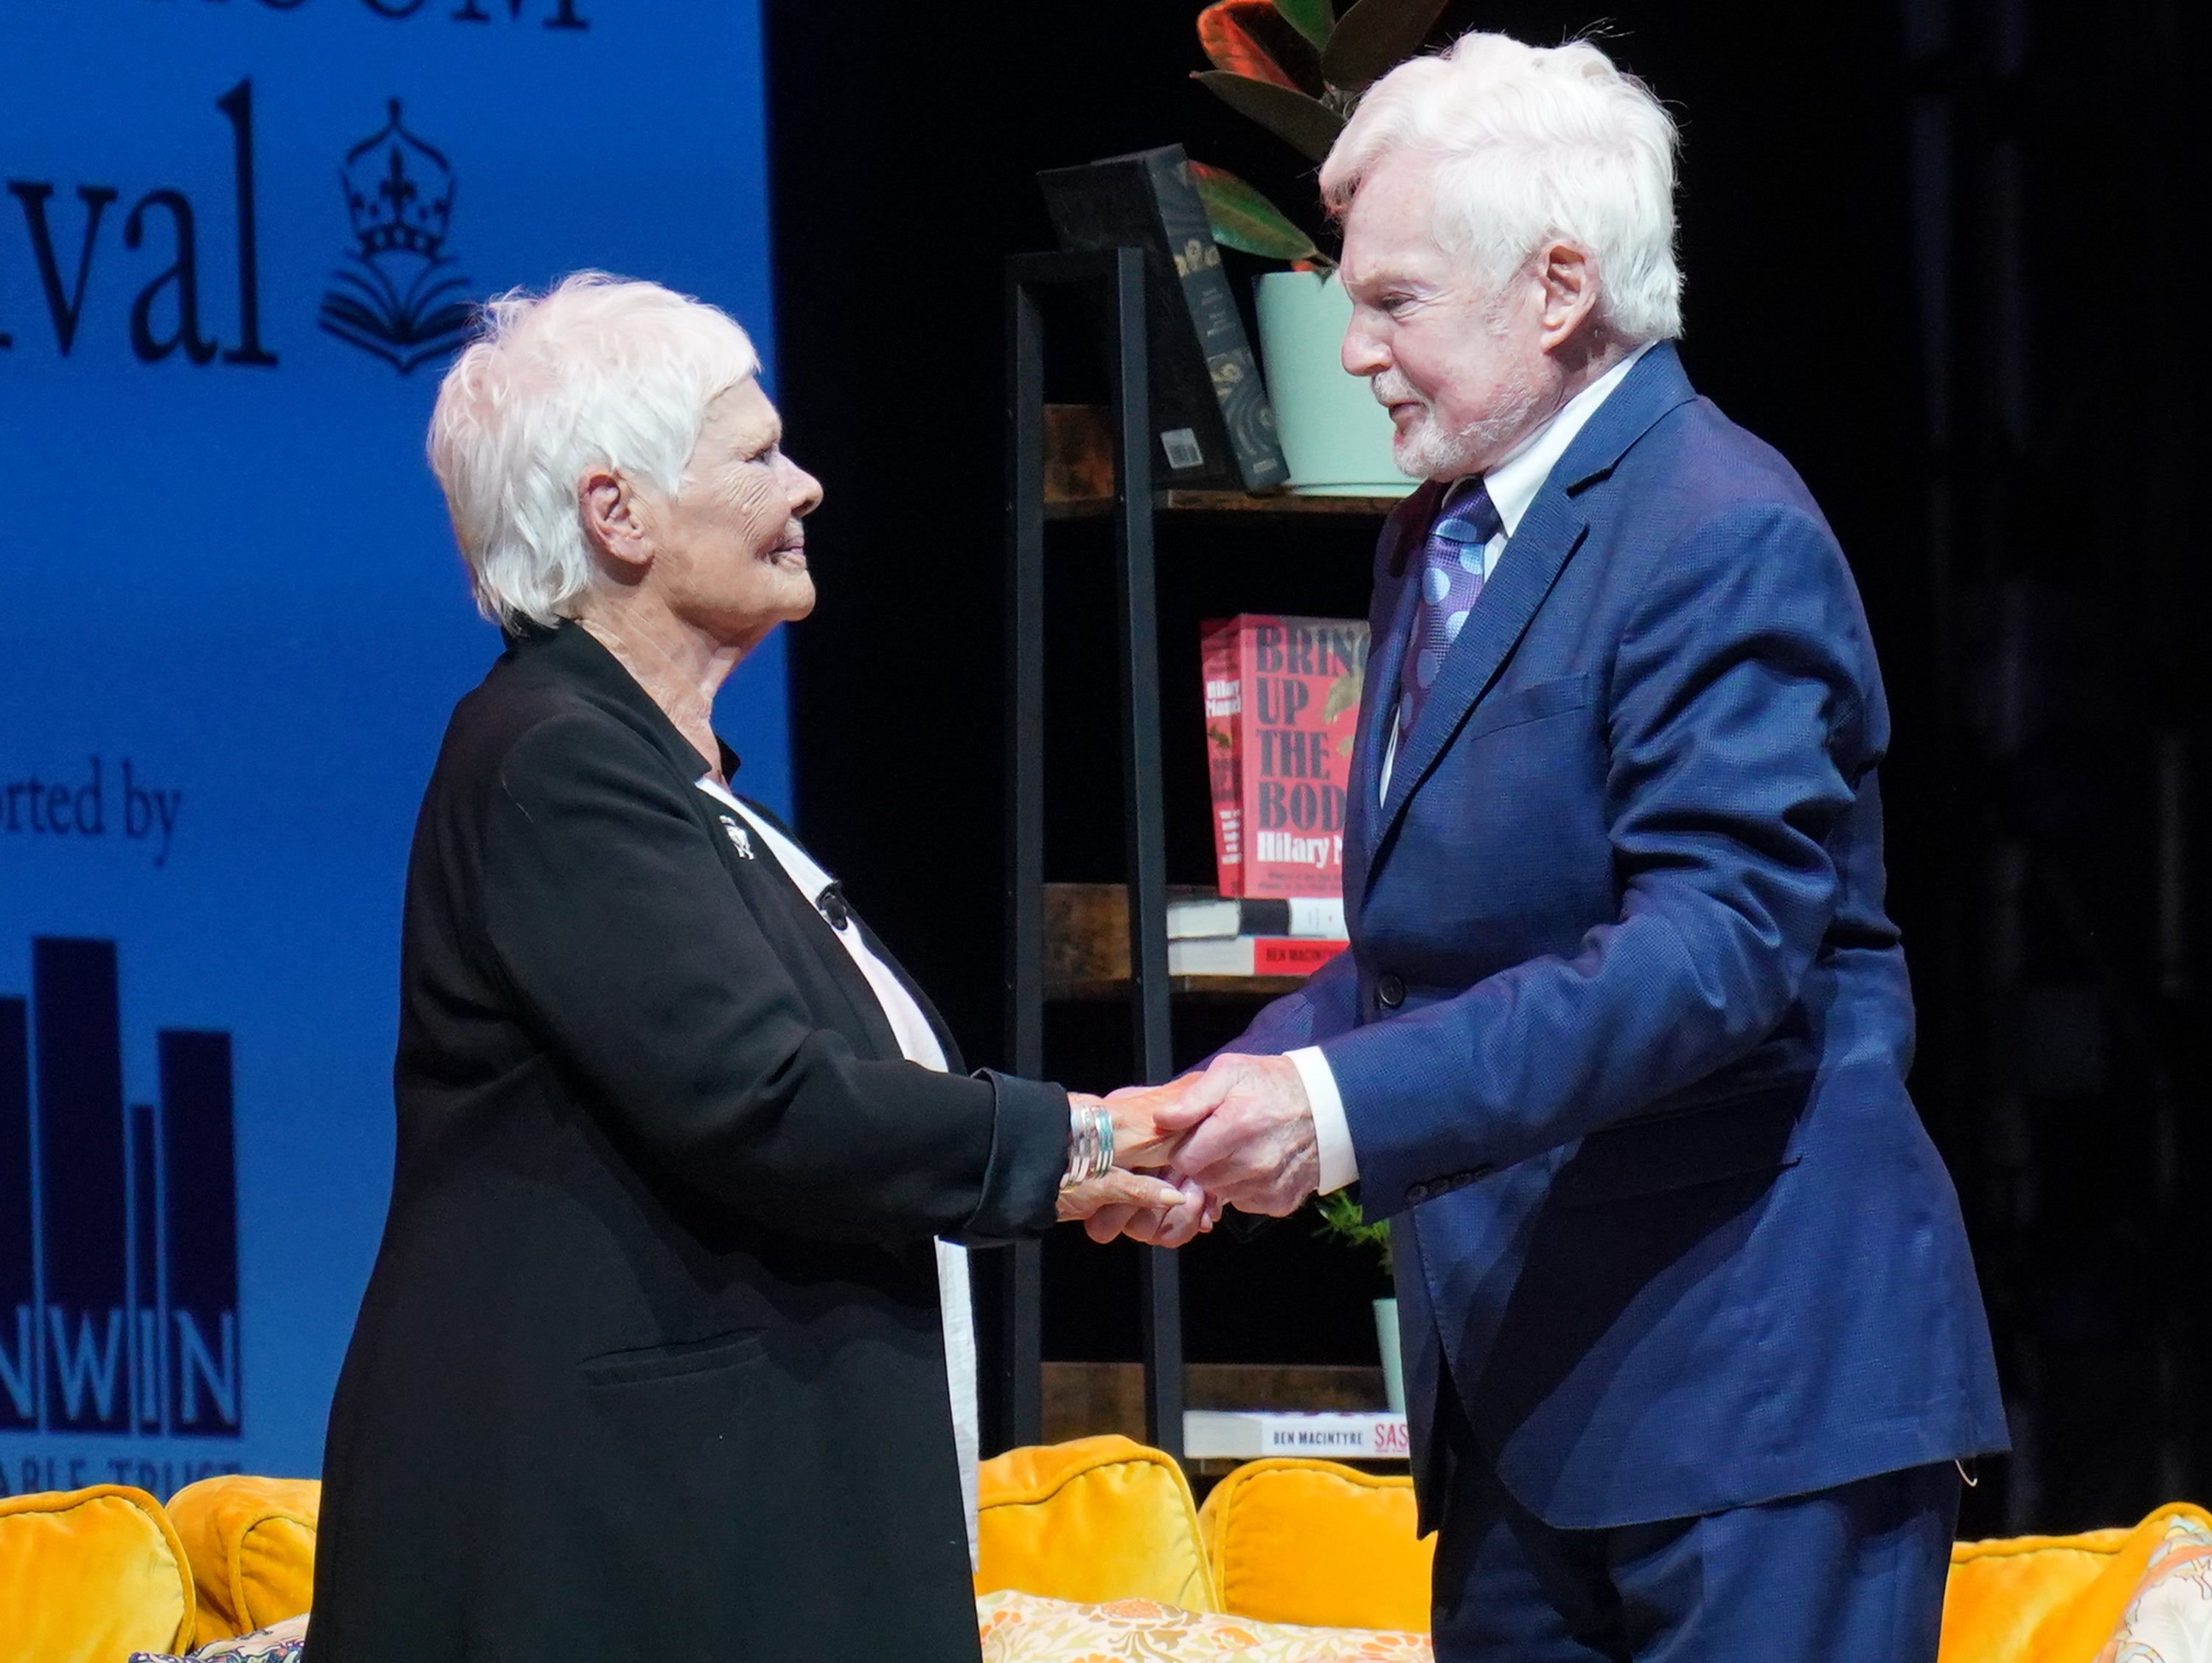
[1203,614,1370,900]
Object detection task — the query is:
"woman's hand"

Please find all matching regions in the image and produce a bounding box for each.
[1057,1170,1219,1248]
[1074,1077,1205,1171]
[1057,1167,1183,1230]
[1060,1079,1220,1246]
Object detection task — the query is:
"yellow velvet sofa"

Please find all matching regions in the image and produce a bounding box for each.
[1198,1456,1433,1633]
[0,1484,196,1662]
[975,1433,1218,1612]
[164,1475,321,1644]
[1938,1501,2212,1663]
[4,1452,2208,1662]
[975,1442,2212,1663]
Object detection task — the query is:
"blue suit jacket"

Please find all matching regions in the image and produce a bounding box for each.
[1231,344,2006,1530]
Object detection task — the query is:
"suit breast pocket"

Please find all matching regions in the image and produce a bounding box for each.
[1401,669,1610,934]
[1461,672,1592,743]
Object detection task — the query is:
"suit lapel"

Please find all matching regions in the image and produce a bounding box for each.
[529,624,923,1067]
[1347,483,1440,889]
[855,914,968,1074]
[700,795,914,1066]
[1366,344,1703,878]
[711,788,962,1072]
[1371,493,1590,865]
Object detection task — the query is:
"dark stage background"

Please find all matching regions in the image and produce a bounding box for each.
[762,0,2208,1537]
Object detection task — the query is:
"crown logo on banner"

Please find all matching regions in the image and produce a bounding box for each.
[319,100,476,375]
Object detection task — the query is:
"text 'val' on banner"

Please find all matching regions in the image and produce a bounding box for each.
[1,0,782,1493]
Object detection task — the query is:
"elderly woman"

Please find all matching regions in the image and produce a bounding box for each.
[303,274,1199,1663]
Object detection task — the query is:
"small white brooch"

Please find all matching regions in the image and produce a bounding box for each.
[718,816,755,859]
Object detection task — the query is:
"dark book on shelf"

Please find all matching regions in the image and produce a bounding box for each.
[1037,145,1290,494]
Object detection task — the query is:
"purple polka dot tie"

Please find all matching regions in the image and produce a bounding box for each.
[1397,479,1504,740]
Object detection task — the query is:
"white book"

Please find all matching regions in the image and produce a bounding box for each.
[1183,1410,1411,1461]
[1167,895,1346,940]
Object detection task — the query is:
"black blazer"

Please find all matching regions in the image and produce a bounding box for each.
[305,622,1068,1663]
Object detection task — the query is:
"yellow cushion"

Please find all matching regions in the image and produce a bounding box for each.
[975,1435,1217,1612]
[978,1589,1429,1661]
[165,1476,321,1642]
[1200,1457,1433,1633]
[1939,1501,2212,1663]
[0,1484,195,1662]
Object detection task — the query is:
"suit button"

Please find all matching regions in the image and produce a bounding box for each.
[1377,973,1405,1008]
[1408,1181,1431,1203]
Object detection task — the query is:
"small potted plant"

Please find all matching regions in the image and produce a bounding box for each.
[1313,1190,1404,1412]
[1184,0,1444,496]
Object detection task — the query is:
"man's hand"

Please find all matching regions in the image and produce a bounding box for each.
[1155,1052,1319,1217]
[1057,1077,1221,1246]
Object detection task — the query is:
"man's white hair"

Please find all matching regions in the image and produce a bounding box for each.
[428,271,760,631]
[1321,32,1683,342]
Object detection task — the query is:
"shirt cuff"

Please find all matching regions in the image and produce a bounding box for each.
[1288,1046,1359,1194]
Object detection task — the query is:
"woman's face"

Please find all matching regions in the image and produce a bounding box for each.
[647,378,823,645]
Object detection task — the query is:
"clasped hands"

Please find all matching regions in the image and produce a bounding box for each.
[1054,1054,1320,1248]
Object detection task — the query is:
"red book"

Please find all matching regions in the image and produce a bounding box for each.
[1168,935,1350,976]
[1251,936,1348,975]
[1200,619,1245,896]
[1200,614,1370,900]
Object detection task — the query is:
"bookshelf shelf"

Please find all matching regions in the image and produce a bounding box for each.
[1038,402,1409,521]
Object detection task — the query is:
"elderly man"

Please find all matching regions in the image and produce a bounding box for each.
[1153,32,2007,1662]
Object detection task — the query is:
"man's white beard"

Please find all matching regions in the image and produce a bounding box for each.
[1375,367,1548,481]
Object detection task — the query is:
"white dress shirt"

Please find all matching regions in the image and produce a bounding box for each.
[695,775,983,1568]
[1289,342,1656,1195]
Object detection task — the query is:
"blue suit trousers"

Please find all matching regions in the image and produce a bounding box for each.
[1431,1376,1961,1663]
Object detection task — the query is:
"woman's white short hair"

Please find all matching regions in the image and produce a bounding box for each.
[1321,32,1683,343]
[428,272,760,631]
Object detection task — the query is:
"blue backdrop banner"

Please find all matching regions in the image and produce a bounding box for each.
[1,0,782,1496]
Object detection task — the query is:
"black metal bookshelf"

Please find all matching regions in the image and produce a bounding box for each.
[997,246,1399,1463]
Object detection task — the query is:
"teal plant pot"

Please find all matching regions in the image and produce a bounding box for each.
[1374,1296,1405,1413]
[1256,270,1417,499]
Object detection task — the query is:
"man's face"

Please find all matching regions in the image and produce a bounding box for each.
[1338,151,1554,481]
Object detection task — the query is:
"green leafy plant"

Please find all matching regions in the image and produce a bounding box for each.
[1324,664,1363,754]
[1313,1187,1391,1274]
[1187,0,1449,267]
[1321,664,1363,723]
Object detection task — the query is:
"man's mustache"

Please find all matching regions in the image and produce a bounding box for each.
[1371,372,1426,411]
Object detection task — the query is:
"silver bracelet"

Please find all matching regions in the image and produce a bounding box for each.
[1060,1103,1116,1190]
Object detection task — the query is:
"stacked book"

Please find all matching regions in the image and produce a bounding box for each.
[1167,892,1347,978]
[1180,611,1366,979]
[1159,898,1345,973]
[1183,1409,1411,1462]
[1040,885,1348,993]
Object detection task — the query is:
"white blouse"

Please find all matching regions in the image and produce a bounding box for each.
[695,776,982,1568]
